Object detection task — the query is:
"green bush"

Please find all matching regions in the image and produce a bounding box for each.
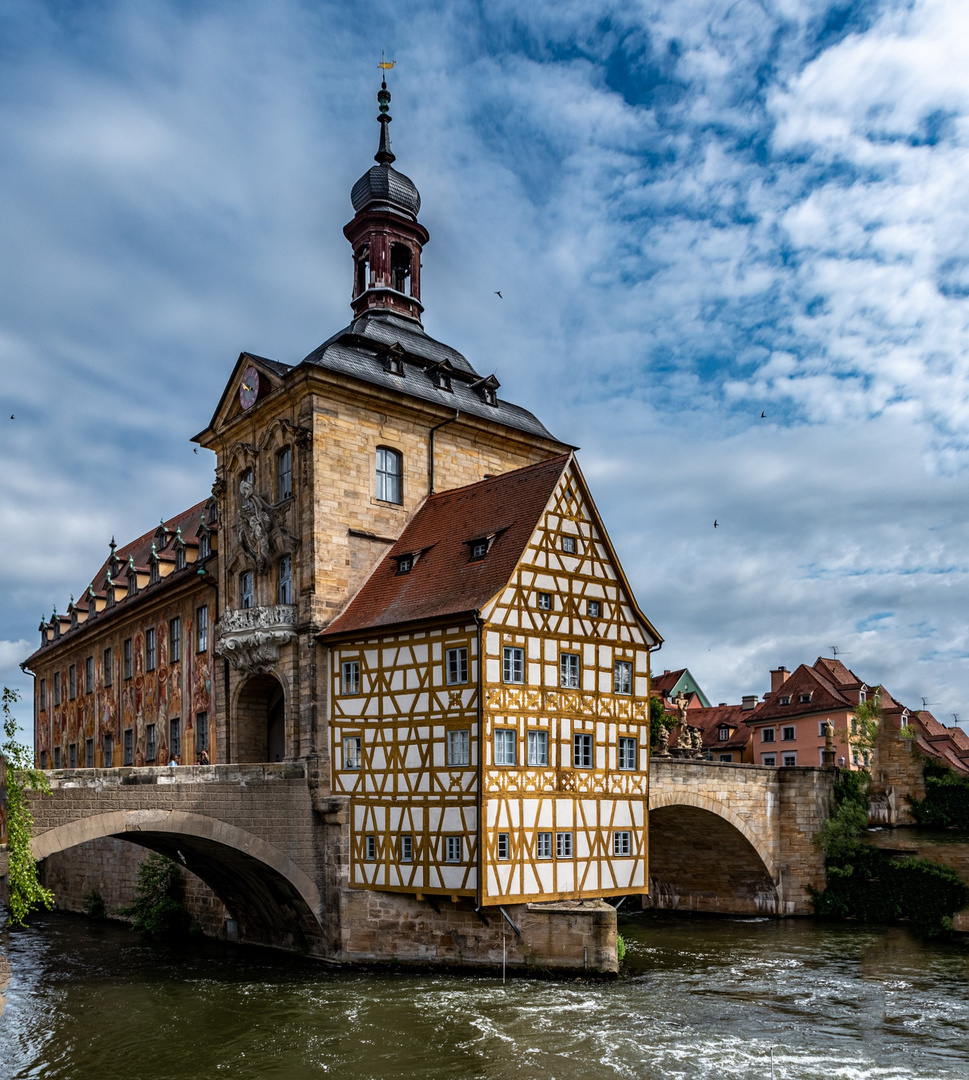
[118,853,190,938]
[82,888,106,919]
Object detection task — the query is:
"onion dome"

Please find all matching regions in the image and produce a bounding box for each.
[350,80,421,219]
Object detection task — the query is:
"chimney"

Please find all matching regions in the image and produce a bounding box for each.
[742,694,758,711]
[663,669,670,675]
[770,667,790,693]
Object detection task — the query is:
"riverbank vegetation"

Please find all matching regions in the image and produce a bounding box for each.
[908,761,969,830]
[811,768,969,937]
[2,688,54,926]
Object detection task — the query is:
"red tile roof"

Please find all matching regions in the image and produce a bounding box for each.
[320,456,572,639]
[652,669,687,696]
[688,704,760,751]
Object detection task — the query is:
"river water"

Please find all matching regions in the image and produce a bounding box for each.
[1,912,968,1080]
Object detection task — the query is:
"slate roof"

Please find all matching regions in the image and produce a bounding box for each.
[319,455,572,640]
[299,310,561,444]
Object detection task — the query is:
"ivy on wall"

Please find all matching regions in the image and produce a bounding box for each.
[2,688,54,926]
[811,767,969,937]
[908,762,969,830]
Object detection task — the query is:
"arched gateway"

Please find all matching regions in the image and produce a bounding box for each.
[233,673,287,764]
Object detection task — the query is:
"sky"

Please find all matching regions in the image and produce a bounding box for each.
[3,0,969,738]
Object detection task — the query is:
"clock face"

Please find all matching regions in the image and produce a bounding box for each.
[239,365,260,410]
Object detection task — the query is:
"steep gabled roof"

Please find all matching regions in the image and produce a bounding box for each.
[319,455,572,640]
[689,704,759,752]
[751,662,853,722]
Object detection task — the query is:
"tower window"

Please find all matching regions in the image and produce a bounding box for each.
[278,554,293,604]
[376,446,403,504]
[390,243,411,294]
[240,571,254,609]
[355,244,370,295]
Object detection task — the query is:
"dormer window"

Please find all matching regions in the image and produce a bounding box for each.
[469,539,488,561]
[427,361,453,392]
[199,532,211,560]
[472,374,501,407]
[175,546,186,571]
[719,726,730,741]
[798,692,812,704]
[779,695,791,705]
[127,574,138,596]
[394,553,414,574]
[384,346,405,376]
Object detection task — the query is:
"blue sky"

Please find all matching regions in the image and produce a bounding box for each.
[3,0,969,737]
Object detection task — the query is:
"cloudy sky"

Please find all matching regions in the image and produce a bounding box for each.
[3,0,969,739]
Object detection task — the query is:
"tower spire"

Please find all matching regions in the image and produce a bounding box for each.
[375,79,395,166]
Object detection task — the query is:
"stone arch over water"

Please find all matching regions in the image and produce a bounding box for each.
[647,798,780,916]
[32,809,326,954]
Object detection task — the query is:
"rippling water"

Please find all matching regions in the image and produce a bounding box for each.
[1,913,968,1079]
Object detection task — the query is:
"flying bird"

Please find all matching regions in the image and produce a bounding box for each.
[193,448,198,454]
[495,291,502,299]
[760,411,766,418]
[713,519,719,528]
[9,414,13,419]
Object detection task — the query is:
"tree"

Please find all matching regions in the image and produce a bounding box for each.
[648,693,670,748]
[836,687,882,768]
[2,687,54,925]
[118,852,189,938]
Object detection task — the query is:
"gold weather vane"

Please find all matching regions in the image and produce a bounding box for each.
[379,54,395,72]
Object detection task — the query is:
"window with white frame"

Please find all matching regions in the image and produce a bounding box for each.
[469,538,488,561]
[818,721,828,737]
[445,836,462,863]
[560,652,581,689]
[556,832,573,858]
[376,446,403,504]
[852,750,860,766]
[502,646,524,684]
[365,835,376,861]
[799,693,812,703]
[277,447,292,500]
[400,835,413,863]
[196,607,208,652]
[497,833,510,861]
[199,532,211,560]
[446,646,468,685]
[343,735,362,770]
[761,728,775,743]
[494,728,516,766]
[447,728,470,766]
[718,726,730,742]
[536,832,553,859]
[573,732,593,768]
[614,660,632,695]
[782,753,797,767]
[561,535,576,554]
[618,736,637,770]
[341,660,360,695]
[240,571,254,609]
[587,600,601,618]
[537,592,552,610]
[782,725,795,741]
[145,628,156,672]
[613,830,632,856]
[527,730,549,766]
[762,753,776,766]
[278,555,292,604]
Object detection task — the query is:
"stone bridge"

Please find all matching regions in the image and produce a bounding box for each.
[14,758,837,966]
[648,759,835,916]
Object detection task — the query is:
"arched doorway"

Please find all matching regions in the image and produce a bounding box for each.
[647,804,779,915]
[234,674,286,763]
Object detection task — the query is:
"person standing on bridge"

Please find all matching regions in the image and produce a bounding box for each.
[168,755,178,768]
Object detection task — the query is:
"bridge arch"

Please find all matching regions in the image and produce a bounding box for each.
[648,792,779,916]
[32,809,325,953]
